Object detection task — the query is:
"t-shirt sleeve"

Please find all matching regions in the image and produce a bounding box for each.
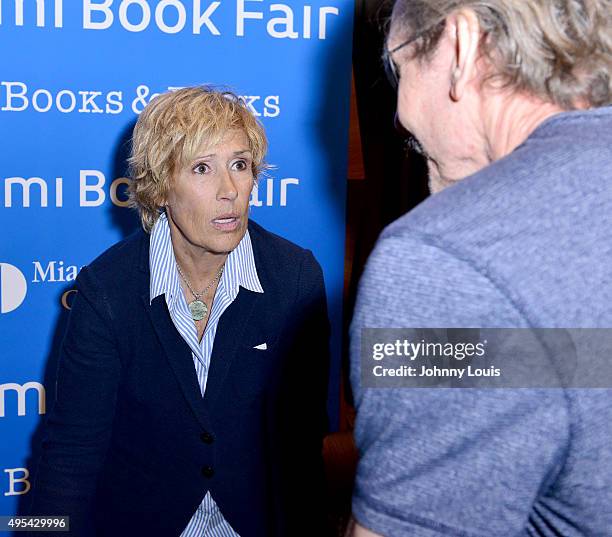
[350,233,570,536]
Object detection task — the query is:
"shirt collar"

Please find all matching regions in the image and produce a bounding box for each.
[149,212,263,307]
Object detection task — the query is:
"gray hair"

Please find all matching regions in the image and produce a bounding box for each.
[390,0,612,109]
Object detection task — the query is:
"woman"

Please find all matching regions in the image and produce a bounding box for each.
[30,86,331,536]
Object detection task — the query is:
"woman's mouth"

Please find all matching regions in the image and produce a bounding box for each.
[212,215,240,231]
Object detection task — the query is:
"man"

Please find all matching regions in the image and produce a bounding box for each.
[349,1,612,536]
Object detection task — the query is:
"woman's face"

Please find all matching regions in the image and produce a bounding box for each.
[165,129,254,257]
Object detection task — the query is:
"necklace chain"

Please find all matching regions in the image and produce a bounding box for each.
[176,263,224,301]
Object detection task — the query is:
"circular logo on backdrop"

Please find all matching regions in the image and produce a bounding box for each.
[0,263,27,313]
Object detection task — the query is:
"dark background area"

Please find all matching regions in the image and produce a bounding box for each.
[322,2,430,532]
[344,0,429,408]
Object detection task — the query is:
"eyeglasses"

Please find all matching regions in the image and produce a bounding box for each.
[382,33,422,90]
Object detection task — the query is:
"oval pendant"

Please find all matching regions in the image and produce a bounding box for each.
[188,300,207,321]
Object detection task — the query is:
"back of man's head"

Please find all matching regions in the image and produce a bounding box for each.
[391,0,612,110]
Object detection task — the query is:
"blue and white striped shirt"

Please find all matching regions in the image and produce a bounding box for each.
[149,212,263,537]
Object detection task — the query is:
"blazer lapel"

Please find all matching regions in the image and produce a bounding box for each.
[142,294,211,430]
[203,286,261,409]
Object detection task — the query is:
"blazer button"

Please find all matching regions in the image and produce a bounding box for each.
[200,432,214,444]
[201,466,214,478]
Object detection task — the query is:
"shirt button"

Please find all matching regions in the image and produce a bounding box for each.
[200,432,214,444]
[201,466,214,478]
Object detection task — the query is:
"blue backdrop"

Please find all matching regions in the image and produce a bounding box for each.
[0,0,353,518]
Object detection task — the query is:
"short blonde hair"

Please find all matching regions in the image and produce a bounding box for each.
[390,0,612,109]
[128,86,268,232]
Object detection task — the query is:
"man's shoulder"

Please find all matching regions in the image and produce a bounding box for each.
[385,107,612,246]
[375,106,612,327]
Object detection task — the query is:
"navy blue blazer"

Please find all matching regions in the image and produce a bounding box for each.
[30,220,331,536]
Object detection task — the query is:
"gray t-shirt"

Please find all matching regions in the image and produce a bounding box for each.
[350,107,612,536]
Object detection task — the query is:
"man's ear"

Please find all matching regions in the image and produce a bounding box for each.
[449,8,481,102]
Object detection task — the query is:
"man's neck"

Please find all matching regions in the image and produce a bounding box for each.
[482,93,567,162]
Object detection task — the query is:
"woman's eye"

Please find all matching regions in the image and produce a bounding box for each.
[193,163,210,174]
[232,159,249,172]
